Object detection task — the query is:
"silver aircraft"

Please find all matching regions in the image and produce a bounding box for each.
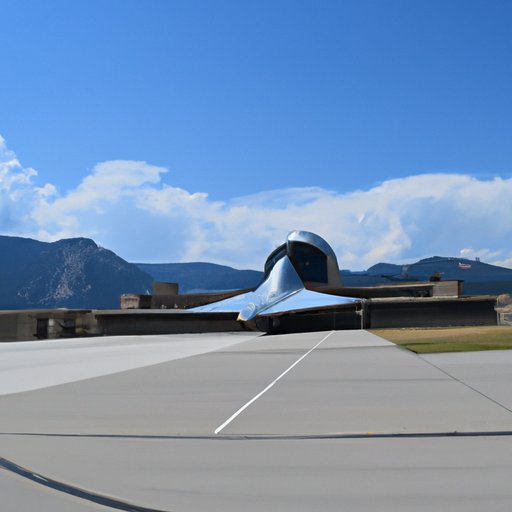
[191,231,361,329]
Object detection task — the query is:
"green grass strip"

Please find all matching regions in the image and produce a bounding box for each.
[371,326,512,354]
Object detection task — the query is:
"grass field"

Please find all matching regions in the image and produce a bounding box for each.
[370,326,512,354]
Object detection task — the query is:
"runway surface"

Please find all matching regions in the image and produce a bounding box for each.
[2,330,512,511]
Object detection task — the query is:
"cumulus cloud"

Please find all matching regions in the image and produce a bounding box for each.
[31,160,168,240]
[1,135,511,270]
[0,135,55,233]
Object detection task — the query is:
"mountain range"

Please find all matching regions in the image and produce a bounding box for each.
[341,256,512,295]
[135,262,262,293]
[1,235,511,309]
[138,256,512,296]
[0,236,152,309]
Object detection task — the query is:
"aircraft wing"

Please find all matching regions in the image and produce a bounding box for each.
[190,256,361,322]
[253,288,359,317]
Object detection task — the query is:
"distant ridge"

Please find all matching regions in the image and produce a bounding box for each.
[0,236,152,309]
[342,256,512,295]
[135,262,262,293]
[138,256,512,296]
[1,235,512,310]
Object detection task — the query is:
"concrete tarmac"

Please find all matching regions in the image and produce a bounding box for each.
[1,330,512,511]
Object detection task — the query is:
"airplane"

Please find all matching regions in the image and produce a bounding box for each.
[190,230,363,332]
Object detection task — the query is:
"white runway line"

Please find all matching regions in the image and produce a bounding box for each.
[214,330,335,434]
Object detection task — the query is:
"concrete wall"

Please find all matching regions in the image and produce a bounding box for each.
[496,294,512,326]
[0,313,37,342]
[367,298,497,328]
[95,311,244,335]
[0,310,97,342]
[149,289,252,310]
[120,294,152,309]
[322,280,462,300]
[0,296,499,341]
[257,307,362,334]
[152,282,179,295]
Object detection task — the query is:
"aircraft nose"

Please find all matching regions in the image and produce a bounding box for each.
[238,303,257,322]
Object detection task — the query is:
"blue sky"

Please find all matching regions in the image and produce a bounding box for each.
[1,0,512,269]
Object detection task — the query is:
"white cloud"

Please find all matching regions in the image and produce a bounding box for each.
[0,135,52,233]
[459,248,512,270]
[1,135,512,270]
[494,257,512,269]
[30,160,168,240]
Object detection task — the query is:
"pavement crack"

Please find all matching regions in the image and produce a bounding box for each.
[0,456,172,512]
[419,356,512,416]
[2,431,512,440]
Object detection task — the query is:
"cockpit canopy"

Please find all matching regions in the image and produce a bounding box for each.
[264,231,342,288]
[191,230,355,323]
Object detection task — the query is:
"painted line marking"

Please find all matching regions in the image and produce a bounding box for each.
[214,330,335,435]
